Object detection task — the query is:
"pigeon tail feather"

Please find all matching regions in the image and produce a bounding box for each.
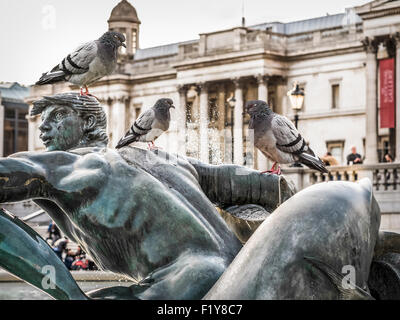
[115,134,137,149]
[36,70,66,85]
[298,152,329,174]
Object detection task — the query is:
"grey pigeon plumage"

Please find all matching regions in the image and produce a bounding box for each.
[246,100,328,174]
[36,31,126,94]
[116,98,175,149]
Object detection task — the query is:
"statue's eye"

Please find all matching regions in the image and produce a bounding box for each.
[54,112,64,121]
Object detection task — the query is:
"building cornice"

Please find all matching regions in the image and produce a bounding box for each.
[172,48,277,70]
[357,7,400,20]
[286,44,365,61]
[130,71,177,84]
[288,108,365,121]
[355,0,400,20]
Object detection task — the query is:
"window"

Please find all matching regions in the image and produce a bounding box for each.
[4,106,28,156]
[378,135,392,163]
[224,99,233,127]
[186,101,194,124]
[326,140,345,165]
[118,29,127,55]
[208,98,218,123]
[331,84,340,109]
[134,107,141,119]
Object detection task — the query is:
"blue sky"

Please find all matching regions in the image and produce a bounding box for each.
[0,0,369,85]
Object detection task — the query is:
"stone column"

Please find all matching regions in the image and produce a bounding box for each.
[395,33,400,162]
[198,83,209,163]
[217,84,226,162]
[233,78,244,165]
[111,95,128,147]
[256,74,270,170]
[177,85,188,156]
[362,37,379,164]
[27,105,37,152]
[257,74,269,103]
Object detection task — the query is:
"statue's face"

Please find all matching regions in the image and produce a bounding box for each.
[39,105,85,151]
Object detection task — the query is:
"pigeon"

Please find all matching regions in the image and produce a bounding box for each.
[116,98,175,149]
[36,31,126,95]
[245,100,328,174]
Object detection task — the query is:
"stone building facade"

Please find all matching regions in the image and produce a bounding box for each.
[27,0,400,171]
[0,82,30,157]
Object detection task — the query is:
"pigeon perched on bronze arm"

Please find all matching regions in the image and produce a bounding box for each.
[245,100,328,175]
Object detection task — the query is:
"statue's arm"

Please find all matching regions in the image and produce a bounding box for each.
[0,151,78,203]
[187,158,295,213]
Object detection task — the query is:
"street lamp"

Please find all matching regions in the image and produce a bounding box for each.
[227,95,236,109]
[287,82,305,167]
[227,95,236,161]
[288,82,304,128]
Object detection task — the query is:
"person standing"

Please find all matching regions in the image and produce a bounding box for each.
[47,221,61,245]
[384,153,393,163]
[347,146,363,165]
[321,152,339,166]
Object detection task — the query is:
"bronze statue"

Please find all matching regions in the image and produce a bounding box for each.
[0,92,294,299]
[1,92,400,300]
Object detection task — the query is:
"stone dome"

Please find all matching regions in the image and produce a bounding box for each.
[108,0,140,24]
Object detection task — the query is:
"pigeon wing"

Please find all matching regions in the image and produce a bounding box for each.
[53,41,98,75]
[272,115,306,155]
[115,109,155,148]
[272,114,328,173]
[132,108,155,136]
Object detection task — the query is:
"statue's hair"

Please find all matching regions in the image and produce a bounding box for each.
[31,93,109,147]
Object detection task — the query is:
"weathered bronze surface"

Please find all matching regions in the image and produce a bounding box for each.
[0,93,295,299]
[1,92,400,300]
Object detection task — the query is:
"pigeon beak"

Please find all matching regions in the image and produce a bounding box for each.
[121,43,126,48]
[170,105,175,109]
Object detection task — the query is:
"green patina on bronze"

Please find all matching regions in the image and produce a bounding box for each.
[2,92,398,300]
[0,92,295,300]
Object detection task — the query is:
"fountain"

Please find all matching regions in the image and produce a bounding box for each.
[0,92,399,300]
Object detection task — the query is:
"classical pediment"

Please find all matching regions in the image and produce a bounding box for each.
[355,0,400,19]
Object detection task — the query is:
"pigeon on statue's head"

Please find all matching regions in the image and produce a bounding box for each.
[116,98,175,150]
[36,31,126,96]
[245,100,328,175]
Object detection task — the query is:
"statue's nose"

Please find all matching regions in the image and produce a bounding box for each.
[38,121,51,132]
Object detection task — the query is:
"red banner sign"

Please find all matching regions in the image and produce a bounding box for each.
[379,58,395,128]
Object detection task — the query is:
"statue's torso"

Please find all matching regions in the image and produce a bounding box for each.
[38,147,240,281]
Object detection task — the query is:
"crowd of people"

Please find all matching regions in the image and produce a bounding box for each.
[46,222,98,271]
[320,146,393,167]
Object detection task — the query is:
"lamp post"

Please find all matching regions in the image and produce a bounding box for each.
[287,82,305,167]
[227,95,236,162]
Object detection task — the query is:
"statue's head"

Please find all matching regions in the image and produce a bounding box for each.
[31,93,108,151]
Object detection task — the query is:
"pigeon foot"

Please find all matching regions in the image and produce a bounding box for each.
[80,86,91,96]
[261,167,281,175]
[147,142,161,151]
[260,162,281,175]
